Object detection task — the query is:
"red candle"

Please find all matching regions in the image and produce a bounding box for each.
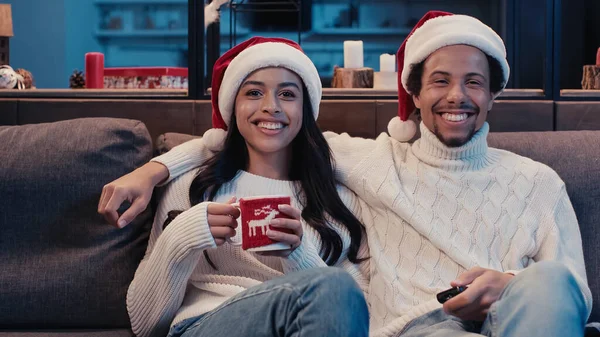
[85,52,105,89]
[596,47,600,66]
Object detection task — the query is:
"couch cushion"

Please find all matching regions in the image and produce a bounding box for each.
[489,131,600,323]
[155,132,197,155]
[0,118,153,329]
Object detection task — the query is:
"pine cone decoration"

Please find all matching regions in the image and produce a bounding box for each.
[69,70,85,89]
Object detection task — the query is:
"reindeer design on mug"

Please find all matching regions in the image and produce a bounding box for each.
[248,206,279,237]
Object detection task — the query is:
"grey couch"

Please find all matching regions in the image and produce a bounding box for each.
[0,118,153,336]
[0,117,598,336]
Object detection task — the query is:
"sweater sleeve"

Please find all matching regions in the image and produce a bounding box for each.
[151,138,215,185]
[533,185,593,318]
[127,201,216,337]
[280,229,328,273]
[333,184,371,295]
[153,132,379,186]
[323,131,380,185]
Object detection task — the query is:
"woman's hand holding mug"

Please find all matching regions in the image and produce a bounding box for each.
[207,197,240,246]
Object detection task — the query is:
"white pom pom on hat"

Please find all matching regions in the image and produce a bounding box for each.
[387,117,417,143]
[390,10,510,142]
[202,128,227,152]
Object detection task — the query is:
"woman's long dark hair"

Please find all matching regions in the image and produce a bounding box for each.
[165,86,365,268]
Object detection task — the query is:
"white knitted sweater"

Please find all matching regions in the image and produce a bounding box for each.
[127,168,369,337]
[151,122,592,337]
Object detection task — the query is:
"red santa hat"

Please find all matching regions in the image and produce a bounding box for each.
[203,37,322,151]
[388,11,511,142]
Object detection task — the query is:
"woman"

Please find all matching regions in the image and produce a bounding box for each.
[99,37,369,337]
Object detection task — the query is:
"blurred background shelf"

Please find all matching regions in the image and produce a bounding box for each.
[5,0,598,96]
[95,29,188,38]
[311,28,412,36]
[94,0,187,5]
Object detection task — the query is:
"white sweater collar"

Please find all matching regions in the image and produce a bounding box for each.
[411,122,499,171]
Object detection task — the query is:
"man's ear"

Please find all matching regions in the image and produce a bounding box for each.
[413,95,421,109]
[487,93,494,112]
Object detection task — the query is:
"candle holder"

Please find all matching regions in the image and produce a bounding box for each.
[373,53,397,90]
[373,72,397,90]
[581,47,600,90]
[332,66,374,88]
[332,39,374,88]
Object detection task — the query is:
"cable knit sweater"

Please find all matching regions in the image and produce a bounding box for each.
[127,169,369,337]
[152,122,592,337]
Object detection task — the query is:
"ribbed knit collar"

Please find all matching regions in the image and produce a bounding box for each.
[411,122,499,171]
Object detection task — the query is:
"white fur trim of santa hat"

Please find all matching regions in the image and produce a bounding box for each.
[400,14,510,99]
[218,42,322,127]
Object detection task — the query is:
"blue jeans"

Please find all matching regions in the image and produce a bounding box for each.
[167,267,369,337]
[399,261,588,337]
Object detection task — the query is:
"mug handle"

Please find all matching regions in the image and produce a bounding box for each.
[225,202,242,246]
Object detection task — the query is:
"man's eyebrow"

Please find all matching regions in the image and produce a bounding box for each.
[429,71,487,79]
[429,71,451,77]
[465,72,486,78]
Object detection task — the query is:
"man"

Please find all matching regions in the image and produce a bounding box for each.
[99,11,591,337]
[321,11,591,336]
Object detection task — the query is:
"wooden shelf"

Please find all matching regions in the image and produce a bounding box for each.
[500,89,545,98]
[561,89,600,98]
[0,89,188,98]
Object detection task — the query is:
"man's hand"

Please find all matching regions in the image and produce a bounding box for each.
[443,267,514,321]
[98,162,169,228]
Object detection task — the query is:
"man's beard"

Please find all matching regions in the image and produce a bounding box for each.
[431,101,480,148]
[432,121,477,147]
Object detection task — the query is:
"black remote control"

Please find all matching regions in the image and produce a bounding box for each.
[436,286,467,304]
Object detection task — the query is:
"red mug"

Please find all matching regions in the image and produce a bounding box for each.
[227,195,294,251]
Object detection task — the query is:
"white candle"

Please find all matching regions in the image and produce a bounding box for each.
[343,40,364,69]
[380,53,396,72]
